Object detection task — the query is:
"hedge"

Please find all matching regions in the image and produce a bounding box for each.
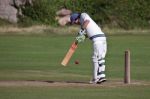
[21,0,150,29]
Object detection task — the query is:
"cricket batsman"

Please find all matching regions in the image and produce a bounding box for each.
[70,12,107,84]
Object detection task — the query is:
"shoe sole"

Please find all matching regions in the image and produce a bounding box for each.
[96,79,107,84]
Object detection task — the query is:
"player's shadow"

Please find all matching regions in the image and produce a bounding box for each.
[45,80,90,84]
[27,80,89,84]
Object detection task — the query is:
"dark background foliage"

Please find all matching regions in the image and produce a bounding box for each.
[21,0,150,29]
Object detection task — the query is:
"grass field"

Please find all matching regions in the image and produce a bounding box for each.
[0,34,150,99]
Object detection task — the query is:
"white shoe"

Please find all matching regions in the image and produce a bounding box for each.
[89,78,107,84]
[89,79,99,84]
[97,77,107,84]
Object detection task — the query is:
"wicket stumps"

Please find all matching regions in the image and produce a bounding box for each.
[124,50,131,84]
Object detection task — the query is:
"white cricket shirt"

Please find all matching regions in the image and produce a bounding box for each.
[80,13,106,41]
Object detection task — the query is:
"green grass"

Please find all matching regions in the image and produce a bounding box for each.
[0,35,149,81]
[0,34,150,99]
[0,86,150,99]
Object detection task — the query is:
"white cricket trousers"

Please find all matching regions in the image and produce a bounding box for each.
[92,40,107,80]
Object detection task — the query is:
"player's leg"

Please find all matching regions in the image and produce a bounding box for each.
[90,40,107,83]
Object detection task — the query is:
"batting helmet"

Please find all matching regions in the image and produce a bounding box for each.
[70,13,81,24]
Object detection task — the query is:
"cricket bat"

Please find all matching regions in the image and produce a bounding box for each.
[61,41,78,66]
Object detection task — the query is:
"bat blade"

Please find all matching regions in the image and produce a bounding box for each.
[61,41,78,66]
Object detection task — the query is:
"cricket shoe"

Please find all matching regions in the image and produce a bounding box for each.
[89,79,98,84]
[96,77,107,84]
[89,78,107,84]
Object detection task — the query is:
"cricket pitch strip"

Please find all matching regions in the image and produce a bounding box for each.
[0,79,149,87]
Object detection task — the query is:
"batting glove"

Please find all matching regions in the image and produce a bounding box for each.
[76,34,85,43]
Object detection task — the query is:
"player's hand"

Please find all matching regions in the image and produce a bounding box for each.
[76,34,85,43]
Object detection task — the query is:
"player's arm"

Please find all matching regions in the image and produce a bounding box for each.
[78,19,90,36]
[81,20,90,30]
[78,20,89,39]
[76,20,90,43]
